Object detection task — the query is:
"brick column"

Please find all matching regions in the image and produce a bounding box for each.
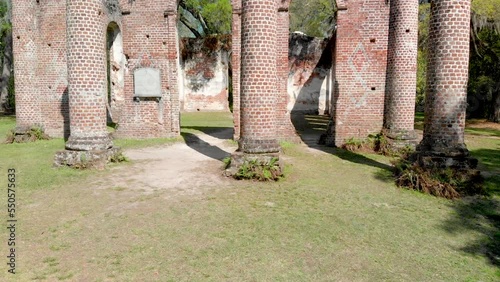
[227,0,282,176]
[415,0,476,169]
[276,1,299,142]
[65,0,110,150]
[165,9,181,136]
[231,0,242,140]
[238,0,280,154]
[383,0,418,147]
[55,0,119,167]
[12,0,41,133]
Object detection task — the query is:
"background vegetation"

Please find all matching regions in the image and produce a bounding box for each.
[418,0,500,122]
[0,0,12,114]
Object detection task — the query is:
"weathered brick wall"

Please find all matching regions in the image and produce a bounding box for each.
[239,0,280,153]
[384,0,419,141]
[276,0,297,141]
[36,0,69,137]
[12,0,42,131]
[179,37,230,112]
[16,0,459,152]
[288,33,332,115]
[326,0,390,146]
[12,0,181,140]
[418,0,471,154]
[231,0,242,140]
[114,0,180,139]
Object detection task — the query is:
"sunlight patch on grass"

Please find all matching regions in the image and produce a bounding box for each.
[180,111,234,129]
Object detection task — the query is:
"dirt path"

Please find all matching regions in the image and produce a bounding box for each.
[88,128,237,199]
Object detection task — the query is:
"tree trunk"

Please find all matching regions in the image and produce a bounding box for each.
[0,30,12,114]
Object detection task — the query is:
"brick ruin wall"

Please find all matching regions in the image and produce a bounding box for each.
[16,0,464,155]
[13,0,181,140]
[12,0,334,136]
[288,33,332,115]
[179,37,231,112]
[12,0,68,137]
[326,0,390,146]
[180,33,335,115]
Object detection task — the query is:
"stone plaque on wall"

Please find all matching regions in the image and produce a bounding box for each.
[134,68,162,97]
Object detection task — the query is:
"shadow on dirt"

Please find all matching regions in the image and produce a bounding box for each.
[181,126,233,140]
[180,128,232,161]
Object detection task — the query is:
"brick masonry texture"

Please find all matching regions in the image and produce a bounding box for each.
[114,0,180,139]
[231,0,242,140]
[12,0,43,131]
[12,0,475,166]
[276,0,298,141]
[384,0,419,141]
[418,0,471,155]
[65,0,111,150]
[13,0,181,141]
[238,0,281,153]
[326,0,390,147]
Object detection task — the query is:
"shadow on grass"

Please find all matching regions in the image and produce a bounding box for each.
[442,192,500,268]
[471,148,500,172]
[180,130,232,162]
[441,147,500,268]
[466,127,500,138]
[291,113,394,179]
[333,147,393,172]
[290,113,329,147]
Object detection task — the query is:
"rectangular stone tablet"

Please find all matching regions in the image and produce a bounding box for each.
[134,67,162,97]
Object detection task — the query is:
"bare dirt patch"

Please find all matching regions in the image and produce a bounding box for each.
[90,128,237,200]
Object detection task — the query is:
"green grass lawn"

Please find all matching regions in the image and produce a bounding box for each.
[0,113,499,281]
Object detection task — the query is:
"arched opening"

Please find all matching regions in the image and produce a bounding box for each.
[106,22,125,128]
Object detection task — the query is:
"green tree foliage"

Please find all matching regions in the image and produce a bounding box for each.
[416,3,430,109]
[178,0,337,39]
[469,0,500,121]
[178,0,231,37]
[289,0,336,38]
[468,29,500,121]
[418,1,500,122]
[0,0,12,113]
[471,0,500,31]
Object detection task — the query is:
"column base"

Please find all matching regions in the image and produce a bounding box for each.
[410,152,478,170]
[413,140,478,169]
[238,138,281,154]
[65,135,113,151]
[10,125,50,143]
[54,147,122,169]
[383,129,418,150]
[225,151,283,181]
